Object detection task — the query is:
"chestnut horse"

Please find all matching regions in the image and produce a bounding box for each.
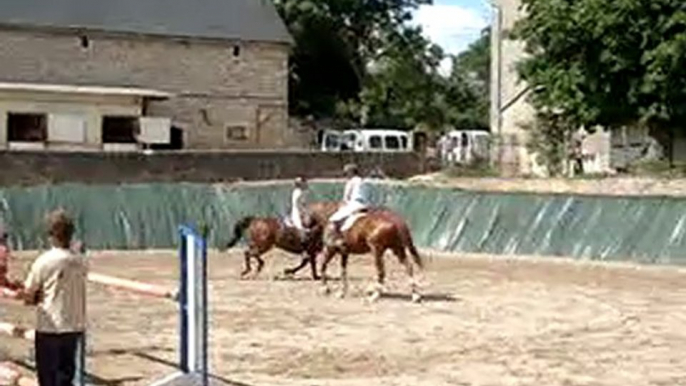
[320,207,424,302]
[223,202,340,280]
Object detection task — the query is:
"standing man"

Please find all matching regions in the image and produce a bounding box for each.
[22,209,88,386]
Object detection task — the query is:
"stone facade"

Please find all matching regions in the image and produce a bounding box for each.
[492,0,614,176]
[491,0,538,176]
[0,28,290,149]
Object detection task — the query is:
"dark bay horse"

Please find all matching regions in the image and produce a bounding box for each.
[320,207,424,302]
[223,202,340,280]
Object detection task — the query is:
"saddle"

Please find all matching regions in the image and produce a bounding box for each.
[340,210,369,232]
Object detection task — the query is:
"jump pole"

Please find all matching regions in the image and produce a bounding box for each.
[151,224,209,386]
[87,273,178,300]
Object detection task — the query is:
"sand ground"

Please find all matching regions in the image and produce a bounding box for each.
[2,249,686,386]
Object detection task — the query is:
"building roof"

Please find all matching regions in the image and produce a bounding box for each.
[0,0,292,44]
[0,82,173,99]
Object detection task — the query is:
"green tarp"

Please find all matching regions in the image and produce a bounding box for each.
[0,182,684,265]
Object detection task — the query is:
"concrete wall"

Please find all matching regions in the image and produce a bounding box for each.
[0,28,290,149]
[0,151,423,186]
[493,0,537,176]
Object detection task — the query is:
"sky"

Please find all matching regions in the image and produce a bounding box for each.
[412,0,490,73]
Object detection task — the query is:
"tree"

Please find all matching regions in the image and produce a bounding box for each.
[275,0,492,134]
[446,27,491,131]
[510,0,686,156]
[274,0,432,119]
[354,26,449,129]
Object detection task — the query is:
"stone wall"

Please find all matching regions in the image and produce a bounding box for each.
[0,28,290,149]
[0,151,424,186]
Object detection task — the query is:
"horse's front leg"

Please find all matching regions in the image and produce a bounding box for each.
[240,250,252,279]
[308,251,320,281]
[319,247,337,295]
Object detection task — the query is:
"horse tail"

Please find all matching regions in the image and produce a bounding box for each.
[224,216,254,250]
[400,224,423,269]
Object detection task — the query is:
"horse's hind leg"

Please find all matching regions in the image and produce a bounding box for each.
[336,252,349,298]
[367,248,387,302]
[392,246,421,303]
[283,256,309,278]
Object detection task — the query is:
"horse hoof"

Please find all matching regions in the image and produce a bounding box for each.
[365,283,384,296]
[411,292,422,303]
[335,290,346,299]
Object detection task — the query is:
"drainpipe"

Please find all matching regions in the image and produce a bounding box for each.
[481,0,503,168]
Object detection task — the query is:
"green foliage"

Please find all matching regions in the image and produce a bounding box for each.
[511,0,686,132]
[522,111,573,176]
[274,0,491,132]
[447,28,491,131]
[274,0,431,119]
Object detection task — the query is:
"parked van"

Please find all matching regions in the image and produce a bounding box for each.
[438,130,490,165]
[320,129,413,153]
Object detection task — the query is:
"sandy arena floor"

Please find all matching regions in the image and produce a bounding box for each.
[2,249,686,386]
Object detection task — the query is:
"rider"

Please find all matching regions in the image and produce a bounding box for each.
[328,163,369,244]
[290,176,310,244]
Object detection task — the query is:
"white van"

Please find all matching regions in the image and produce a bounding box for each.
[320,129,413,153]
[438,130,491,164]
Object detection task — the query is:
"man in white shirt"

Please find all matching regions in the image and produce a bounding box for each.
[22,209,88,386]
[290,177,310,244]
[328,164,369,243]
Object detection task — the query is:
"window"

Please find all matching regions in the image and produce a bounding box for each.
[48,114,87,143]
[385,136,400,150]
[102,116,139,143]
[7,113,47,142]
[341,133,355,151]
[324,133,339,150]
[226,125,248,141]
[400,136,408,150]
[369,135,382,149]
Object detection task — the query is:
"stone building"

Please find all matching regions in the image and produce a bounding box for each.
[489,0,613,176]
[0,0,292,151]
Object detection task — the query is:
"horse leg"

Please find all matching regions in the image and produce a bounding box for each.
[240,250,253,279]
[319,248,337,295]
[336,252,349,299]
[283,256,309,278]
[368,248,386,302]
[393,246,422,303]
[308,251,320,281]
[252,255,266,279]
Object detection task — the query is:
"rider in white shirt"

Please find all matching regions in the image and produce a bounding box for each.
[290,177,310,243]
[329,164,369,240]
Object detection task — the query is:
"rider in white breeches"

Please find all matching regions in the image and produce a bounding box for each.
[329,164,369,235]
[290,177,309,243]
